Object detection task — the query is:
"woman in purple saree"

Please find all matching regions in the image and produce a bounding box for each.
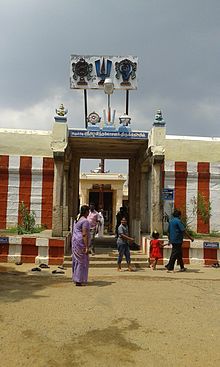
[72,205,90,286]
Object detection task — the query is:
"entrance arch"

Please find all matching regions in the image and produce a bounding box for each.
[51,122,165,251]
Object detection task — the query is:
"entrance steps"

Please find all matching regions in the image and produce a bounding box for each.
[63,251,149,269]
[94,235,117,248]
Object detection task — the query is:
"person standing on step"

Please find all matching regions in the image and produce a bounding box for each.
[117,216,134,271]
[115,206,129,238]
[166,209,194,272]
[72,205,90,286]
[87,202,100,255]
[98,208,104,238]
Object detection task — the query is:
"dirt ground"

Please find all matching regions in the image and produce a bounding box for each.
[0,263,220,367]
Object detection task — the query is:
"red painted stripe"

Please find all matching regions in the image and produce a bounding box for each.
[18,157,32,225]
[203,248,217,265]
[48,238,64,265]
[41,158,54,229]
[197,163,210,233]
[21,237,38,263]
[174,162,187,216]
[0,155,9,229]
[182,240,190,264]
[0,240,9,262]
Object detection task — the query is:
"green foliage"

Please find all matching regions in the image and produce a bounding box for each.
[192,192,211,225]
[175,193,212,235]
[17,202,44,234]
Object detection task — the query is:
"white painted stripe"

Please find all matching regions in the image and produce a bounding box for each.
[210,162,220,175]
[35,246,49,265]
[6,156,20,228]
[164,161,175,221]
[164,160,175,172]
[8,243,22,263]
[30,157,43,225]
[36,238,49,247]
[8,236,22,245]
[186,162,198,232]
[210,163,220,231]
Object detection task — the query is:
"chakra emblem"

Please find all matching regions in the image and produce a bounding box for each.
[72,58,93,86]
[87,111,101,125]
[115,59,137,86]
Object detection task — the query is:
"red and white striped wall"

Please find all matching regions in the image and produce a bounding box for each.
[0,236,65,265]
[164,161,220,233]
[0,155,54,229]
[142,237,220,266]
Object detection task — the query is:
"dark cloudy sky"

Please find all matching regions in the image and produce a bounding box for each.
[1,0,220,140]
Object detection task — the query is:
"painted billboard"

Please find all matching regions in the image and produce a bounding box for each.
[70,55,138,90]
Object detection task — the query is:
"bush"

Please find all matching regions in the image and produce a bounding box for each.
[17,202,45,234]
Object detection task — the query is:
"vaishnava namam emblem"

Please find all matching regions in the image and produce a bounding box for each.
[115,58,137,86]
[72,58,93,86]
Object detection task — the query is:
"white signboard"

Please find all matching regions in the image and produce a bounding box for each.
[70,55,138,90]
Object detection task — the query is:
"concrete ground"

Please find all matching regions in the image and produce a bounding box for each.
[0,262,220,367]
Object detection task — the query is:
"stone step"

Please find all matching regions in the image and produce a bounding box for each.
[63,260,149,269]
[64,252,146,262]
[93,237,117,248]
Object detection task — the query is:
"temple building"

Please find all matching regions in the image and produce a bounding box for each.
[0,108,220,245]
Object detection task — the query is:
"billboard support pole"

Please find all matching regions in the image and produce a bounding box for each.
[84,89,88,128]
[126,90,129,115]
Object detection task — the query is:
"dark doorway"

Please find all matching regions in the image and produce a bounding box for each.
[89,190,113,234]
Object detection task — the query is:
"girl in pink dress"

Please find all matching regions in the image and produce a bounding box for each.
[150,231,165,270]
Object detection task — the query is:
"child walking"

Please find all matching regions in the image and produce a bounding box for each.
[150,231,165,270]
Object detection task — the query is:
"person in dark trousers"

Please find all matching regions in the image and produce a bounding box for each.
[115,206,129,238]
[117,216,134,271]
[166,209,194,272]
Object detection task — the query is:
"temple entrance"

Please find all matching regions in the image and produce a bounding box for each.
[89,190,113,234]
[52,125,165,247]
[66,135,150,242]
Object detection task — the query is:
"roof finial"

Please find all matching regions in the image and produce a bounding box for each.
[54,103,68,123]
[153,109,165,126]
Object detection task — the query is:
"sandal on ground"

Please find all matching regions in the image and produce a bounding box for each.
[39,263,50,269]
[52,269,65,274]
[31,267,41,272]
[15,261,23,265]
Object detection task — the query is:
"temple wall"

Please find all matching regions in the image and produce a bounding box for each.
[0,155,54,229]
[165,135,220,162]
[1,129,220,234]
[164,161,220,233]
[0,128,53,157]
[164,136,220,233]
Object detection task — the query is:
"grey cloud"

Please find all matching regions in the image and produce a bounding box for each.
[0,0,220,136]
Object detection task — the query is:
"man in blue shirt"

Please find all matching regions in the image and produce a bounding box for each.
[166,209,194,272]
